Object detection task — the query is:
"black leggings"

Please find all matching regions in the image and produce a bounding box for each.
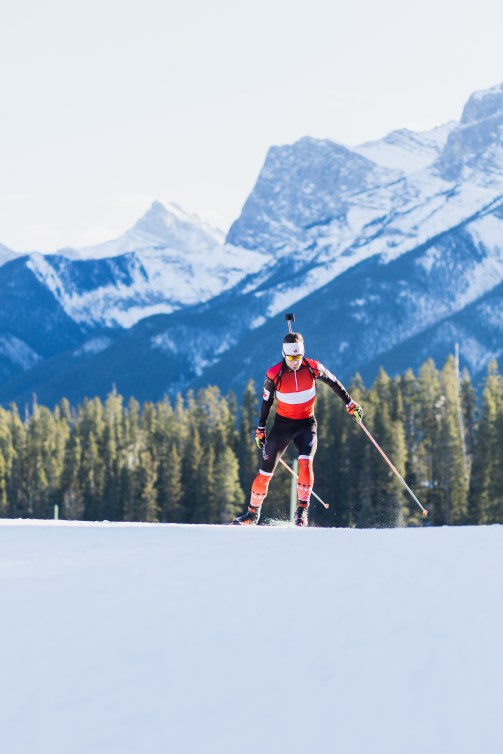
[260,415,317,474]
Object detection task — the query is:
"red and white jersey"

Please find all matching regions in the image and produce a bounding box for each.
[259,358,351,423]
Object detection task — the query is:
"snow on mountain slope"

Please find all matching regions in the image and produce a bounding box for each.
[250,176,503,324]
[24,202,270,329]
[0,334,41,371]
[26,247,267,330]
[0,520,501,754]
[227,136,402,254]
[354,123,455,173]
[228,84,503,324]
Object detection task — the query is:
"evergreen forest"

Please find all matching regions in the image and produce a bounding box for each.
[0,356,501,528]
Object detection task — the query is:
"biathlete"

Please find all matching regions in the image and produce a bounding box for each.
[231,330,363,526]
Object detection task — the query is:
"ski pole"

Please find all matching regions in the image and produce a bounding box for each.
[354,418,428,517]
[278,457,329,509]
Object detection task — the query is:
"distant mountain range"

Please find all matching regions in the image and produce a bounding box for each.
[1,82,503,406]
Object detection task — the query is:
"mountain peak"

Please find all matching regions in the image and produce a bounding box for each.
[227,135,397,252]
[460,82,503,126]
[61,201,225,261]
[150,200,166,211]
[437,82,503,182]
[132,201,223,247]
[133,200,186,234]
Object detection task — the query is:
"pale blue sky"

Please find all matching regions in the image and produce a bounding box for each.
[1,0,502,252]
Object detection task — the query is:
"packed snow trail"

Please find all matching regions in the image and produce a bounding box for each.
[0,520,501,754]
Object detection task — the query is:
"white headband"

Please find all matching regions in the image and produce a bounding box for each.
[283,341,304,357]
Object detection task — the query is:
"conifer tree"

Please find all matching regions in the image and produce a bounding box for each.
[0,447,7,516]
[0,408,15,516]
[158,444,184,522]
[237,380,258,496]
[124,397,141,459]
[58,397,72,424]
[25,404,66,519]
[414,359,444,523]
[80,432,104,520]
[24,404,47,517]
[343,374,372,528]
[5,404,28,517]
[461,369,477,467]
[193,443,217,523]
[367,369,408,527]
[141,401,157,445]
[492,380,503,523]
[78,398,106,520]
[213,446,244,523]
[437,357,469,524]
[181,423,203,522]
[52,404,71,511]
[135,449,159,522]
[60,428,84,520]
[155,397,174,436]
[398,369,427,526]
[224,390,240,453]
[469,361,502,524]
[101,392,125,521]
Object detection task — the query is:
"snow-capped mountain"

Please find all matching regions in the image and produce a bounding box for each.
[226,136,403,254]
[0,202,269,390]
[226,86,503,329]
[1,82,503,406]
[8,202,268,330]
[61,201,226,260]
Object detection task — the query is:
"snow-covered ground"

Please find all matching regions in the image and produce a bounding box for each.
[0,520,501,754]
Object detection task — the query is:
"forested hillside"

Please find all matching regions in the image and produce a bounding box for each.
[0,356,501,527]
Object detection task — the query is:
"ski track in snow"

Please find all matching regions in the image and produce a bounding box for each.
[0,520,502,754]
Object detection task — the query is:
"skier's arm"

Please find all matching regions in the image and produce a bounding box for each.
[316,362,352,405]
[316,362,364,422]
[258,375,275,427]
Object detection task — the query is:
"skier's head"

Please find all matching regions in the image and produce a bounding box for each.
[283,332,304,371]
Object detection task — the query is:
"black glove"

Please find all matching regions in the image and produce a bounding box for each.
[255,426,266,449]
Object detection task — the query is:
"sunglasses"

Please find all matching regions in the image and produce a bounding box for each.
[285,354,303,362]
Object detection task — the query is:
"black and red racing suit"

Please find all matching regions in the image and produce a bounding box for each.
[258,357,352,474]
